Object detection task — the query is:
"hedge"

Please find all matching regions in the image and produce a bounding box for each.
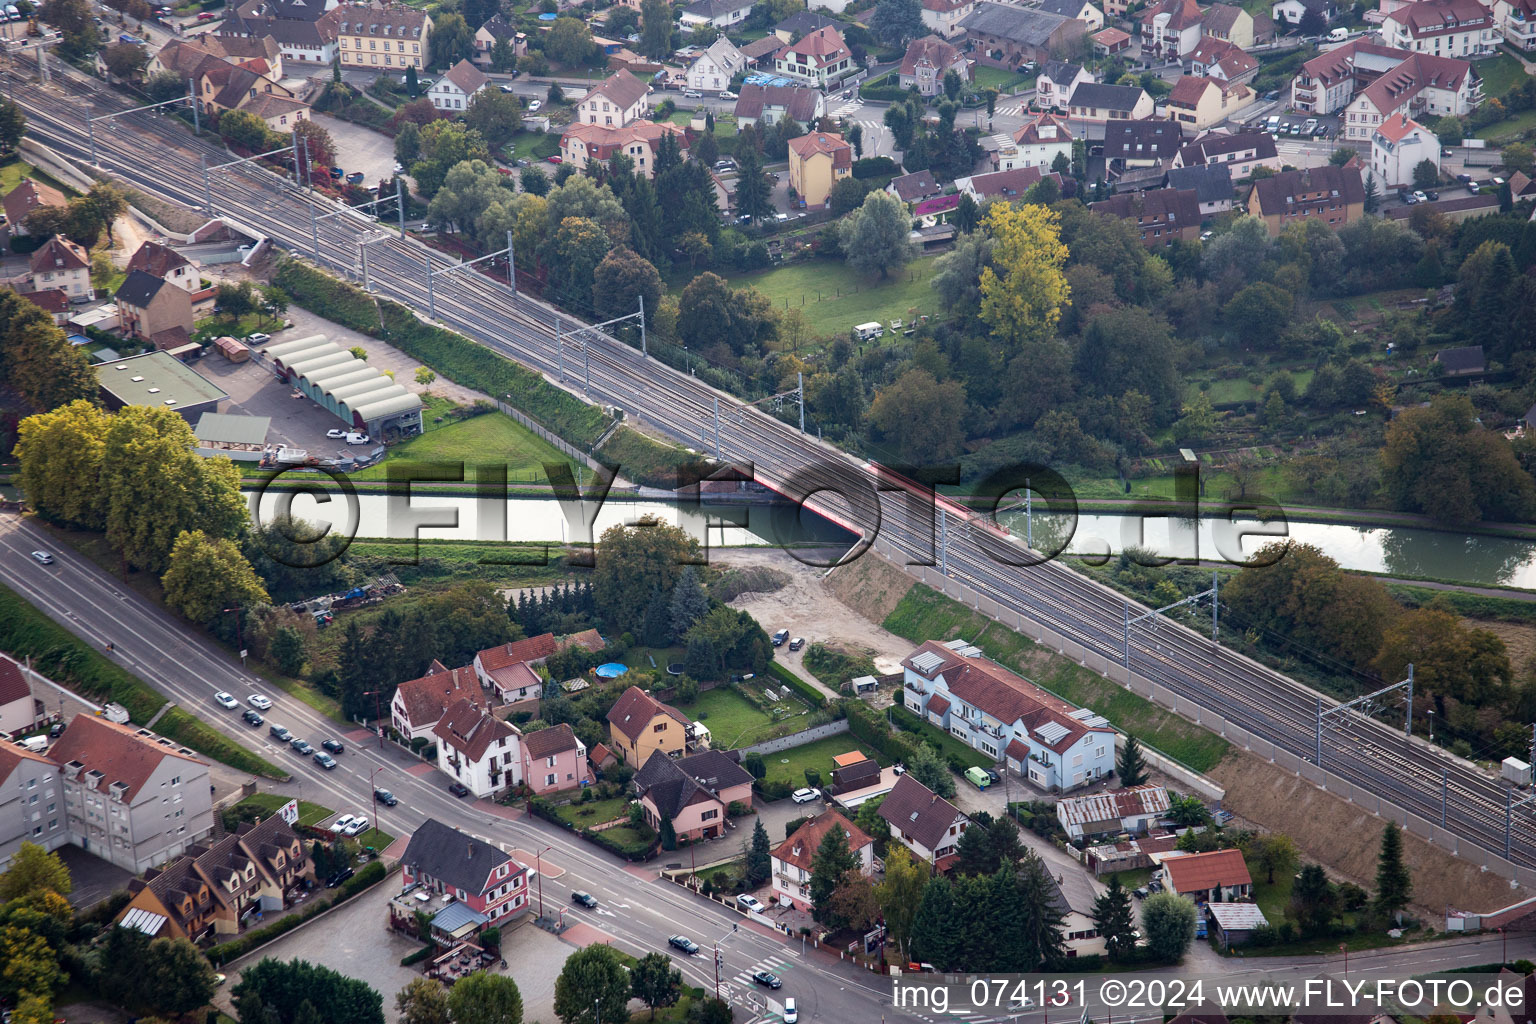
[851,157,898,180]
[0,583,286,779]
[400,943,436,967]
[859,84,907,103]
[844,698,923,766]
[597,426,713,490]
[207,860,388,965]
[528,797,658,860]
[765,661,828,708]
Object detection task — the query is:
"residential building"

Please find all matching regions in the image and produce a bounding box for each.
[923,0,976,37]
[876,773,969,864]
[888,169,944,203]
[1207,903,1269,949]
[0,745,64,869]
[1172,128,1280,177]
[575,69,651,128]
[1272,0,1336,25]
[1044,869,1106,957]
[1037,0,1104,30]
[1167,75,1254,130]
[473,13,526,67]
[433,699,520,797]
[1091,187,1203,245]
[195,59,299,117]
[1160,847,1253,902]
[1203,3,1269,46]
[52,714,214,873]
[733,83,825,126]
[218,12,341,64]
[688,36,746,92]
[1140,0,1207,61]
[788,130,853,207]
[2,178,67,235]
[954,165,1063,199]
[473,633,558,703]
[1435,344,1485,374]
[807,0,857,14]
[901,640,1117,790]
[335,4,431,70]
[605,685,692,764]
[430,58,489,111]
[115,270,196,349]
[1289,38,1413,115]
[561,121,689,177]
[1380,0,1494,56]
[1054,784,1172,840]
[773,25,855,88]
[632,749,752,842]
[1187,36,1257,83]
[0,657,37,739]
[391,660,485,741]
[998,112,1074,170]
[1067,81,1154,121]
[127,242,199,293]
[399,818,529,927]
[152,35,284,83]
[29,236,91,302]
[1093,26,1133,52]
[1166,162,1235,212]
[773,10,840,42]
[1372,112,1438,187]
[770,810,874,910]
[1034,59,1094,111]
[520,723,591,795]
[243,92,310,132]
[21,289,71,326]
[1495,0,1536,50]
[1245,164,1366,234]
[1341,52,1480,139]
[898,34,970,95]
[960,2,1084,65]
[1103,117,1184,170]
[680,0,755,29]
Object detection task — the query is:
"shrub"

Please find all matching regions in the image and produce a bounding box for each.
[765,661,828,708]
[597,426,713,490]
[401,944,435,966]
[851,156,898,179]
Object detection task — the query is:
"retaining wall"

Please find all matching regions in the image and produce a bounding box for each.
[743,719,849,756]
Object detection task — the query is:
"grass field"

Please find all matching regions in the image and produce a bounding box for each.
[758,734,884,789]
[969,66,1032,93]
[0,160,75,198]
[552,794,633,827]
[714,255,942,340]
[1476,107,1536,141]
[508,131,560,162]
[231,792,334,827]
[677,687,779,748]
[352,410,572,484]
[892,704,987,767]
[1480,51,1530,101]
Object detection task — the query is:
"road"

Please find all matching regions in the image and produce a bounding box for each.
[4,52,1535,884]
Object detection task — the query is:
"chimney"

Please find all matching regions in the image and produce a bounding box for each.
[930,793,937,804]
[468,841,474,859]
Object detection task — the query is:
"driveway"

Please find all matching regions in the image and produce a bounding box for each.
[311,112,398,188]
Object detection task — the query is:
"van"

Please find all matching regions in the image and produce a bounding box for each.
[18,735,47,753]
[853,321,884,341]
[1327,27,1348,41]
[964,766,991,789]
[783,998,797,1024]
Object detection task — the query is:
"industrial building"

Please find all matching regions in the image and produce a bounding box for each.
[260,334,423,438]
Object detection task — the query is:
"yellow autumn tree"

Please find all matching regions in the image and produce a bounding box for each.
[978,202,1070,349]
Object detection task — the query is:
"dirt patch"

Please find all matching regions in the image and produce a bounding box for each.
[1477,619,1536,673]
[1211,750,1520,919]
[825,549,917,623]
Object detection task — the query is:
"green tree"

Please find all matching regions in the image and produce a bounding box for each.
[430,12,475,66]
[1141,892,1197,962]
[546,16,594,64]
[1092,875,1137,961]
[910,875,963,969]
[546,215,612,303]
[878,844,927,962]
[838,189,913,279]
[1165,795,1210,828]
[592,245,663,322]
[830,871,881,932]
[1380,394,1536,523]
[639,0,673,56]
[1223,281,1293,346]
[979,201,1069,349]
[1289,863,1336,936]
[1247,832,1299,885]
[101,40,148,79]
[270,626,306,677]
[395,121,422,166]
[1364,170,1381,213]
[553,945,631,1024]
[809,816,858,924]
[0,843,71,903]
[141,937,217,1017]
[396,979,450,1024]
[233,958,385,1024]
[669,565,710,638]
[161,530,270,625]
[868,0,923,47]
[1374,824,1413,920]
[1117,735,1147,786]
[733,143,773,222]
[867,368,967,463]
[1015,852,1067,968]
[0,98,26,155]
[411,121,491,199]
[904,741,956,798]
[464,88,524,149]
[746,819,772,887]
[1412,158,1440,189]
[593,519,699,635]
[1502,141,1534,175]
[446,971,522,1024]
[1373,607,1510,718]
[629,953,681,1020]
[13,399,108,530]
[219,109,272,152]
[1431,115,1464,148]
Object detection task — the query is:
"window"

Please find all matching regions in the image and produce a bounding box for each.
[701,809,719,821]
[545,773,557,786]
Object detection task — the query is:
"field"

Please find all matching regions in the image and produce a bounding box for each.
[1476,107,1536,142]
[1478,51,1530,101]
[757,734,885,789]
[351,410,572,484]
[508,131,560,162]
[230,792,334,827]
[969,66,1033,93]
[551,794,632,827]
[676,686,780,748]
[0,159,74,198]
[714,255,943,341]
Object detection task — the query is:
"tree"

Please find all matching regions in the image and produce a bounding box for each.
[1223,281,1293,346]
[1247,832,1299,885]
[829,871,881,931]
[1380,394,1536,523]
[1141,892,1197,962]
[1374,607,1511,714]
[13,400,108,530]
[101,41,148,79]
[404,63,419,96]
[669,565,709,639]
[1289,863,1336,936]
[412,121,491,199]
[867,368,966,463]
[734,143,773,222]
[546,215,612,304]
[1093,875,1137,961]
[904,741,956,798]
[140,937,217,1017]
[0,844,71,903]
[594,519,698,635]
[878,845,927,962]
[233,958,384,1024]
[629,953,681,1020]
[1297,4,1325,34]
[219,109,272,152]
[0,98,25,155]
[838,189,913,279]
[160,530,270,626]
[592,246,663,322]
[1117,735,1148,786]
[1374,822,1413,919]
[1165,795,1210,828]
[869,0,923,47]
[1431,115,1465,148]
[979,201,1069,349]
[396,121,422,166]
[746,820,772,887]
[953,190,980,234]
[217,280,259,320]
[464,88,523,149]
[553,944,631,1024]
[1364,170,1382,213]
[809,818,857,924]
[396,979,450,1024]
[1502,141,1534,175]
[910,876,963,969]
[520,164,550,197]
[547,16,594,64]
[430,12,475,66]
[848,122,863,158]
[447,970,521,1024]
[943,68,963,101]
[1412,158,1440,190]
[640,0,673,57]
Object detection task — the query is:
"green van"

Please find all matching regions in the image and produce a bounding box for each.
[964,766,991,790]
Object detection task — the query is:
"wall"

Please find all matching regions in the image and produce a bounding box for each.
[743,718,849,756]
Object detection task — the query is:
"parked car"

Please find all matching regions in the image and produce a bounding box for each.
[682,89,702,98]
[447,781,471,797]
[1413,190,1428,203]
[751,970,781,989]
[791,787,819,804]
[329,814,356,834]
[499,84,516,93]
[325,867,354,888]
[964,766,991,789]
[669,935,700,955]
[1427,189,1440,200]
[314,751,337,769]
[247,693,272,709]
[345,432,370,445]
[527,99,541,112]
[788,637,805,651]
[242,709,263,726]
[546,154,562,164]
[571,890,598,908]
[736,894,765,913]
[772,629,789,646]
[346,171,366,184]
[374,788,399,806]
[290,737,315,755]
[30,551,53,564]
[343,815,369,836]
[246,332,270,344]
[719,90,737,99]
[322,739,345,754]
[329,167,344,179]
[326,428,348,439]
[984,768,1000,785]
[214,691,239,709]
[196,11,216,19]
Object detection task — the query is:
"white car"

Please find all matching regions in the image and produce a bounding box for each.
[343,815,370,836]
[345,432,370,445]
[527,99,542,112]
[736,894,765,913]
[327,428,348,439]
[784,998,798,1024]
[683,89,703,98]
[214,691,239,710]
[247,693,272,710]
[719,90,737,99]
[329,814,356,834]
[791,788,819,804]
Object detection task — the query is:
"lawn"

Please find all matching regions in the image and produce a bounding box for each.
[970,66,1031,93]
[677,686,780,748]
[1476,107,1536,142]
[758,734,884,789]
[1480,50,1530,101]
[351,410,572,484]
[552,794,633,827]
[713,255,943,341]
[193,312,268,344]
[229,792,333,827]
[0,159,74,198]
[892,704,989,767]
[508,131,560,162]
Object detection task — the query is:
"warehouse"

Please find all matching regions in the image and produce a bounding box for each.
[260,334,423,438]
[95,351,228,421]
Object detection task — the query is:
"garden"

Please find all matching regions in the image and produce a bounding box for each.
[677,681,818,749]
[753,734,885,790]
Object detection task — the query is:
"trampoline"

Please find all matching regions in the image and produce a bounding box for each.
[595,663,629,678]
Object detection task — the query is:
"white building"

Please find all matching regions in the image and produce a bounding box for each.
[921,0,976,37]
[876,774,970,863]
[999,112,1074,170]
[1341,52,1481,140]
[391,661,485,742]
[0,746,64,869]
[0,657,36,739]
[1495,0,1536,50]
[769,810,874,911]
[772,25,855,89]
[433,699,521,798]
[1034,60,1094,112]
[680,0,755,29]
[574,69,651,128]
[429,58,489,111]
[1371,112,1438,187]
[687,37,746,93]
[1379,0,1495,56]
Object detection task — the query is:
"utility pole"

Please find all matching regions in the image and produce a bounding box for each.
[638,293,646,356]
[425,251,436,317]
[360,238,372,291]
[1025,477,1032,548]
[1442,766,1448,828]
[310,205,320,257]
[396,176,406,235]
[938,509,948,578]
[556,320,565,379]
[798,371,805,433]
[713,396,721,459]
[291,130,301,184]
[713,945,723,1001]
[201,153,212,215]
[506,228,515,292]
[1122,602,1130,668]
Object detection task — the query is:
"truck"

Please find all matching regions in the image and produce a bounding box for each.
[1502,757,1532,786]
[102,702,130,724]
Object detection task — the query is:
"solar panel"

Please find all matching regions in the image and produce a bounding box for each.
[910,651,945,673]
[1035,721,1070,745]
[121,908,168,935]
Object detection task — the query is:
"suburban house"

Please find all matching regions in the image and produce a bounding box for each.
[1091,187,1203,245]
[771,810,874,911]
[1186,36,1258,83]
[114,814,310,941]
[115,270,196,350]
[632,749,752,842]
[128,242,198,293]
[1054,784,1172,840]
[473,633,558,704]
[772,10,840,42]
[1045,869,1106,957]
[391,660,485,741]
[1093,26,1133,52]
[0,745,62,869]
[1246,164,1365,235]
[472,13,526,67]
[1067,81,1154,121]
[680,0,755,29]
[923,0,976,37]
[399,818,529,929]
[998,112,1074,171]
[733,83,825,127]
[1371,112,1438,187]
[888,169,944,204]
[954,166,1063,200]
[335,3,431,69]
[1103,117,1184,171]
[1140,0,1207,61]
[1172,128,1280,177]
[1037,0,1104,30]
[605,685,693,764]
[0,658,35,739]
[1166,163,1236,213]
[959,3,1084,65]
[773,25,855,88]
[561,121,688,177]
[788,131,853,208]
[1495,0,1536,50]
[1341,53,1480,140]
[21,289,71,326]
[1160,848,1253,902]
[1272,0,1336,25]
[2,178,67,236]
[1034,60,1094,111]
[898,35,970,96]
[433,699,520,798]
[1167,75,1255,131]
[877,773,970,864]
[195,57,299,116]
[1435,344,1485,374]
[740,34,788,65]
[1207,903,1270,949]
[429,58,489,111]
[27,236,92,303]
[687,37,746,92]
[1380,0,1494,56]
[244,93,312,132]
[150,34,284,84]
[1203,3,1271,46]
[52,714,214,873]
[519,723,591,795]
[575,69,650,127]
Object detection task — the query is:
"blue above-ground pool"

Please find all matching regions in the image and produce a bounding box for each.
[595,663,629,678]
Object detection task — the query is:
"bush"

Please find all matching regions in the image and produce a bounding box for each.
[754,778,794,801]
[765,661,828,708]
[401,944,436,966]
[852,156,897,179]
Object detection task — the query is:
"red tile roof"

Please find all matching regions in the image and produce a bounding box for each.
[50,714,205,802]
[899,34,963,77]
[788,131,853,169]
[1162,848,1252,894]
[395,661,484,728]
[605,685,690,742]
[925,693,951,716]
[1013,112,1074,145]
[579,68,650,111]
[774,25,850,68]
[432,698,516,762]
[29,235,89,275]
[772,809,872,872]
[523,722,581,759]
[478,633,559,673]
[3,178,67,230]
[0,657,30,706]
[589,742,616,767]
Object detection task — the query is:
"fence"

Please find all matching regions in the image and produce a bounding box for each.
[495,399,604,474]
[742,718,849,756]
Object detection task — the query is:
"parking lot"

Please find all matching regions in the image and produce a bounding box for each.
[311,112,400,189]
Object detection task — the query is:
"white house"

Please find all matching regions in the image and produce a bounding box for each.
[921,0,975,37]
[1046,870,1108,958]
[1054,784,1172,840]
[1371,112,1438,187]
[687,37,746,93]
[0,657,34,739]
[1379,0,1495,56]
[773,25,855,88]
[575,69,651,128]
[877,774,970,864]
[1340,52,1481,140]
[1034,59,1094,111]
[770,810,874,911]
[680,0,755,29]
[391,660,485,742]
[998,112,1073,170]
[1496,0,1536,50]
[1271,0,1336,25]
[433,699,521,798]
[429,58,489,111]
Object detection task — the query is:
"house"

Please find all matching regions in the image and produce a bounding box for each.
[1044,868,1106,957]
[1246,164,1365,234]
[1372,112,1437,188]
[771,810,874,910]
[888,169,944,204]
[1203,3,1269,46]
[1055,784,1172,840]
[1495,0,1536,51]
[1172,128,1280,178]
[1037,0,1104,29]
[788,131,853,207]
[127,242,199,293]
[334,3,431,69]
[1068,81,1154,121]
[740,34,786,65]
[1380,0,1494,57]
[1340,52,1481,139]
[0,742,64,869]
[998,112,1074,171]
[1207,902,1269,949]
[955,165,1062,200]
[1272,0,1336,25]
[923,0,976,37]
[20,289,71,326]
[399,818,529,928]
[115,270,195,347]
[1512,170,1536,198]
[1187,36,1258,83]
[1034,60,1093,111]
[773,25,855,88]
[1140,0,1207,61]
[829,762,901,809]
[1166,163,1235,213]
[433,699,520,797]
[429,58,489,112]
[52,714,214,873]
[575,69,650,128]
[898,34,970,95]
[733,83,825,127]
[1166,75,1254,131]
[561,121,689,177]
[588,742,617,772]
[519,723,591,795]
[1091,187,1203,245]
[605,685,693,764]
[877,773,970,864]
[1435,344,1485,374]
[195,60,299,117]
[829,756,882,795]
[474,633,557,703]
[150,35,283,82]
[473,13,526,67]
[1103,117,1184,170]
[773,10,840,42]
[960,2,1084,65]
[218,12,340,65]
[632,748,752,842]
[391,660,485,741]
[243,92,311,132]
[680,0,755,29]
[2,178,67,236]
[1161,847,1253,902]
[28,236,91,303]
[688,37,746,93]
[1092,26,1133,52]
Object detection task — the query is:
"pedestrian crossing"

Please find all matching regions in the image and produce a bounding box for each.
[729,951,792,993]
[988,131,1015,151]
[831,100,861,118]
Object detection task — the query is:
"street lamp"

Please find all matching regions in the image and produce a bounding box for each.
[362,690,385,747]
[1427,708,1435,743]
[369,765,385,848]
[535,844,553,920]
[1340,942,1348,976]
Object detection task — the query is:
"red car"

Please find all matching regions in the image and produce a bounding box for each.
[546,155,563,164]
